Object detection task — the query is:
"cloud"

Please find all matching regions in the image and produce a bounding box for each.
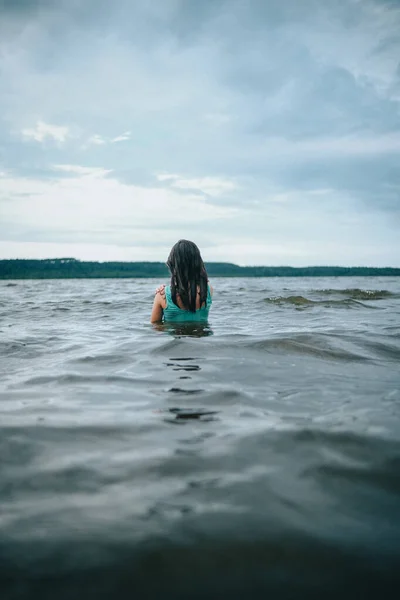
[111,131,131,143]
[0,0,399,265]
[85,132,131,146]
[86,134,106,146]
[52,164,111,177]
[156,174,238,197]
[21,120,70,143]
[0,165,238,246]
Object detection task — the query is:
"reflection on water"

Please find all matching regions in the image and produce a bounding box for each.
[153,322,214,337]
[161,351,220,423]
[162,407,220,423]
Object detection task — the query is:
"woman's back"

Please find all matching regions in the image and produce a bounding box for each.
[163,284,212,323]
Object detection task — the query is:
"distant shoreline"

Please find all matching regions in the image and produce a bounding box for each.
[1,259,399,279]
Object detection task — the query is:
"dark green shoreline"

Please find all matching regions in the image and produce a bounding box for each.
[1,259,399,279]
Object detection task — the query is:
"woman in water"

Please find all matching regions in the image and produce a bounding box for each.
[150,239,213,323]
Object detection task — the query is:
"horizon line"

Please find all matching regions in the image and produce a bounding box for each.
[1,258,399,270]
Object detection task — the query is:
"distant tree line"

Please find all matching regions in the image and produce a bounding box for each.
[0,258,399,279]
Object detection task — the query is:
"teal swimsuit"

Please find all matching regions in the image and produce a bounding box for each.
[163,285,212,323]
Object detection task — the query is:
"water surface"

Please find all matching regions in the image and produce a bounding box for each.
[1,277,400,599]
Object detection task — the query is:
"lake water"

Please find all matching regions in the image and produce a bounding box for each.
[1,277,400,599]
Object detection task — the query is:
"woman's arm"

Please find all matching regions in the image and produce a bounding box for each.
[150,292,163,323]
[150,285,168,323]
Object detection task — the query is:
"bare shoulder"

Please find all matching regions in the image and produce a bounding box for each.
[208,281,214,296]
[155,284,167,309]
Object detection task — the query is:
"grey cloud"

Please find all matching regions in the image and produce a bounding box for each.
[0,0,399,263]
[0,0,51,14]
[249,67,400,139]
[273,156,400,207]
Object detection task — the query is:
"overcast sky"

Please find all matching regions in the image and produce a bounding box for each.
[0,0,399,266]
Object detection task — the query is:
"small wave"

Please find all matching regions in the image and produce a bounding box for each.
[308,458,400,495]
[298,429,400,493]
[14,374,148,387]
[239,333,371,362]
[70,353,133,365]
[261,295,378,309]
[359,339,400,361]
[317,288,396,300]
[82,300,112,305]
[264,295,313,306]
[258,343,367,362]
[0,341,27,355]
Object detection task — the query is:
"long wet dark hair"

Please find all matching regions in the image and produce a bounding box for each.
[166,240,208,312]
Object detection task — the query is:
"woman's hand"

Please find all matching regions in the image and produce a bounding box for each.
[155,284,166,297]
